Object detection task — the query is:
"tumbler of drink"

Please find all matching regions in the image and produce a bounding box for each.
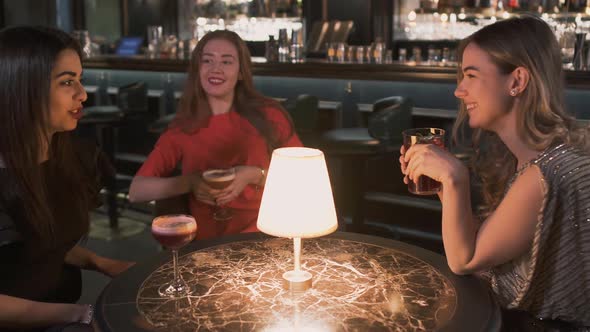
[151,214,197,297]
[202,168,236,221]
[402,128,445,195]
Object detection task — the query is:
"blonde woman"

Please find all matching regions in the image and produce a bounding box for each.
[400,16,590,329]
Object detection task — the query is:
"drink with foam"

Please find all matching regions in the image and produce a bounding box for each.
[402,128,446,195]
[202,168,236,221]
[202,169,236,189]
[151,214,197,249]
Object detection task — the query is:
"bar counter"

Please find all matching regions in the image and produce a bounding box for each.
[84,56,590,88]
[81,56,590,128]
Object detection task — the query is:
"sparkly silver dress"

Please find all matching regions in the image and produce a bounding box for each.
[489,143,590,326]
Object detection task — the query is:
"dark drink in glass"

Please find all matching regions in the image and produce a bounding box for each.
[202,168,236,221]
[151,214,197,297]
[152,215,197,249]
[402,128,446,195]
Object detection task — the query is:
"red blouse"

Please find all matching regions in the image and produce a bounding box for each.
[137,107,302,239]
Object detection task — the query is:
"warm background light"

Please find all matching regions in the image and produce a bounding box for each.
[257,147,338,238]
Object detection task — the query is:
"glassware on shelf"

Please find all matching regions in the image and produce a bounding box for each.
[290,28,304,63]
[554,22,577,69]
[194,16,303,43]
[147,25,163,58]
[412,46,422,64]
[277,28,290,62]
[336,42,346,62]
[72,30,93,58]
[385,49,393,64]
[373,42,385,64]
[265,35,278,62]
[356,46,366,63]
[398,48,407,63]
[290,44,304,63]
[159,35,178,59]
[327,42,337,62]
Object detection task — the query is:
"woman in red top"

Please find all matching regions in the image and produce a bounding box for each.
[129,30,302,239]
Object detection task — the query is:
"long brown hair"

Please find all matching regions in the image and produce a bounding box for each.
[172,30,293,152]
[452,16,589,216]
[0,26,84,246]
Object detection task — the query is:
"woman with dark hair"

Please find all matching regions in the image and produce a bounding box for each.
[129,30,302,239]
[400,16,590,329]
[0,26,133,331]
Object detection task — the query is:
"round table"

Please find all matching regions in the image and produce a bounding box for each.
[94,232,501,331]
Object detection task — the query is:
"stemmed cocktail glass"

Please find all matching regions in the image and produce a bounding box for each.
[151,214,197,297]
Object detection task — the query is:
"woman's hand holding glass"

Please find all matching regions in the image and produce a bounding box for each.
[400,144,468,188]
[214,166,262,206]
[191,166,263,210]
[191,173,217,205]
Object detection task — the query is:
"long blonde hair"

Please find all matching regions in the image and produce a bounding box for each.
[452,16,588,216]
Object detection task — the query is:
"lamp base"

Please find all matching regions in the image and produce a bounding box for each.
[282,270,313,292]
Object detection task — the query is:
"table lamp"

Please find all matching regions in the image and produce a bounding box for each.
[257,147,338,291]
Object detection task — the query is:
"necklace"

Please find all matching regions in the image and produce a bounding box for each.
[514,159,535,177]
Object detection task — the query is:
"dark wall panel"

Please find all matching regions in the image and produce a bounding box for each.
[4,0,56,27]
[326,0,371,44]
[126,0,177,38]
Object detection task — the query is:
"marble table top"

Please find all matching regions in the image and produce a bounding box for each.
[95,232,500,332]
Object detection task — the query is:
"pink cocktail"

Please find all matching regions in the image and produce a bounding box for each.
[151,214,197,297]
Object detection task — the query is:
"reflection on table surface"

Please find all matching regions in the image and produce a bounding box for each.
[138,238,455,331]
[95,232,500,332]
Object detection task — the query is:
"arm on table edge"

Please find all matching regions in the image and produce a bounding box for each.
[0,294,89,329]
[128,174,196,203]
[444,166,543,275]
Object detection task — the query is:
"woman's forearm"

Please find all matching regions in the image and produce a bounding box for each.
[0,294,87,329]
[65,245,134,277]
[128,174,195,202]
[440,171,479,275]
[64,245,98,271]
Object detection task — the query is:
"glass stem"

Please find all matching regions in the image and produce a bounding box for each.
[172,249,181,288]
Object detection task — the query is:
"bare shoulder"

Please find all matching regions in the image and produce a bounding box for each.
[503,164,545,213]
[511,164,544,193]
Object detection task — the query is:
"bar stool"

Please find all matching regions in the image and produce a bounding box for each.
[80,82,149,240]
[319,96,413,225]
[281,94,320,147]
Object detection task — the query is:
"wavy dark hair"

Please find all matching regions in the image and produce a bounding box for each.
[0,26,84,246]
[452,16,589,217]
[172,29,293,153]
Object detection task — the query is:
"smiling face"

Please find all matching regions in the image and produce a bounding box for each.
[454,42,513,131]
[199,38,240,103]
[48,48,87,135]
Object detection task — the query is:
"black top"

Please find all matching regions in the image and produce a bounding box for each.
[0,140,107,306]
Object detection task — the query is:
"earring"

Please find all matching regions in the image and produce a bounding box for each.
[510,88,518,96]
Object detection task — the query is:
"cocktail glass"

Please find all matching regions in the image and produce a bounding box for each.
[151,214,197,297]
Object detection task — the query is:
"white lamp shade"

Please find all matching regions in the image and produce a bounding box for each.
[257,147,338,238]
